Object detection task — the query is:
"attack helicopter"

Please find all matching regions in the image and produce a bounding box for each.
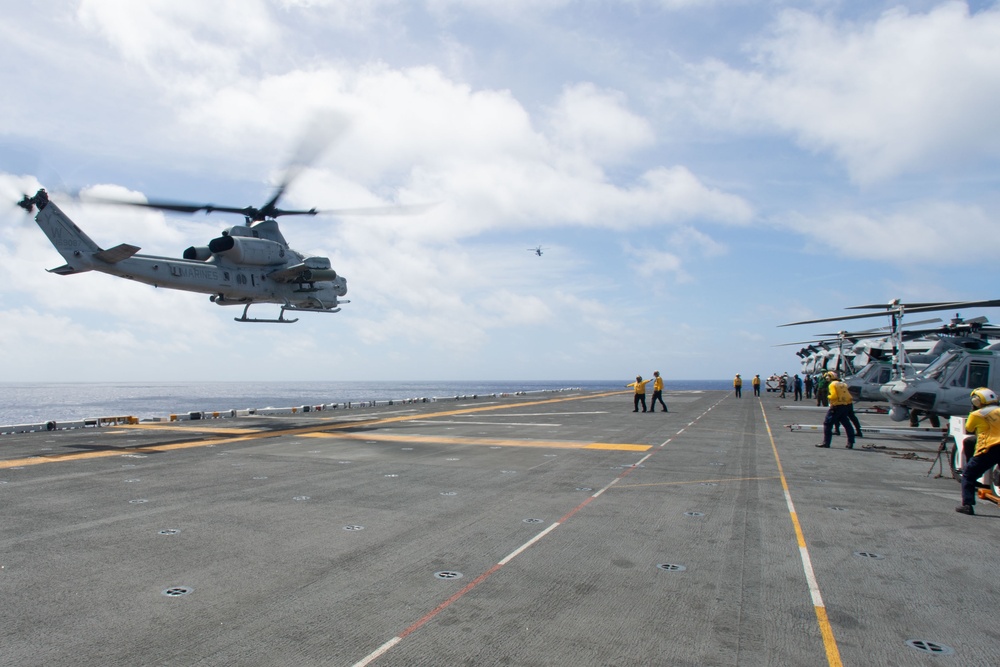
[781,299,1000,420]
[17,128,426,324]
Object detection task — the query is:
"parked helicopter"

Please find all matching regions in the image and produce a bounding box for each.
[781,299,1000,420]
[16,131,428,323]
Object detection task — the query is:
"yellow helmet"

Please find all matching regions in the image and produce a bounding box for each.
[970,387,998,409]
[825,371,837,381]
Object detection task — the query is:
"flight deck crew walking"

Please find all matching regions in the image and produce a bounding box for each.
[956,388,1000,515]
[650,371,668,412]
[733,374,742,398]
[627,376,651,413]
[793,374,803,401]
[815,373,830,407]
[752,374,761,397]
[816,372,855,449]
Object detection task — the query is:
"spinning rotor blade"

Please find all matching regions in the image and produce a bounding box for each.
[259,111,350,217]
[80,111,352,222]
[317,202,437,217]
[79,194,321,220]
[780,300,1000,327]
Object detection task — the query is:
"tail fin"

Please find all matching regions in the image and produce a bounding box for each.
[24,190,103,272]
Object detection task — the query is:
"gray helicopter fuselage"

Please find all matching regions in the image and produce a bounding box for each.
[28,190,347,314]
[880,347,998,418]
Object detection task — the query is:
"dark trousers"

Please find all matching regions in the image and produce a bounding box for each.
[651,390,667,411]
[753,385,760,396]
[734,386,742,398]
[823,405,855,446]
[961,445,1000,505]
[846,404,862,435]
[633,393,647,412]
[794,388,802,401]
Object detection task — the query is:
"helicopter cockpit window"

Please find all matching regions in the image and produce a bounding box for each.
[924,351,959,381]
[969,361,990,388]
[950,365,968,388]
[877,367,891,384]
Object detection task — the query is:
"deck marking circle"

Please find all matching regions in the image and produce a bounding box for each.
[343,525,364,531]
[434,571,463,580]
[904,639,954,655]
[253,476,268,480]
[440,491,457,496]
[656,563,687,572]
[384,474,399,478]
[575,487,592,492]
[128,499,148,504]
[293,496,310,501]
[158,529,180,535]
[523,518,543,524]
[829,506,847,512]
[854,551,884,560]
[162,586,193,597]
[684,511,705,517]
[699,482,718,487]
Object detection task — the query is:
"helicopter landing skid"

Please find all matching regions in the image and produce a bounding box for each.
[234,304,299,324]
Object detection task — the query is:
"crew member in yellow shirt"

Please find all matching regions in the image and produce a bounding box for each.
[733,374,742,398]
[957,387,1000,515]
[650,371,668,412]
[816,372,856,448]
[627,375,651,413]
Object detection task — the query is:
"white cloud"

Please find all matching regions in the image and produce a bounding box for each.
[545,83,655,163]
[687,2,1000,184]
[77,0,276,76]
[777,199,997,264]
[623,242,689,282]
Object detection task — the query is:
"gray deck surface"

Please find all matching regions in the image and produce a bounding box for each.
[1,389,997,666]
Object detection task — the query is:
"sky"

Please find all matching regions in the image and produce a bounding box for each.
[2,0,1000,383]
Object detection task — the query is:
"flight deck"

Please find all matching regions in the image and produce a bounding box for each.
[1,389,996,666]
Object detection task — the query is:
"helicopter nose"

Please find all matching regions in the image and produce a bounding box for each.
[880,380,910,402]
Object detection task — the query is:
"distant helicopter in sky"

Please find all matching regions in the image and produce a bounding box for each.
[528,245,545,257]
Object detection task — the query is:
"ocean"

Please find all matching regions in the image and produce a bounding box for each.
[0,380,732,426]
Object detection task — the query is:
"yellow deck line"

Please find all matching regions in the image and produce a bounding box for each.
[115,424,263,435]
[301,431,650,451]
[1,391,634,469]
[759,401,844,667]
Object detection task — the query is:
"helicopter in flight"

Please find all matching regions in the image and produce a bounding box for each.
[16,128,425,323]
[781,299,1000,420]
[528,245,545,257]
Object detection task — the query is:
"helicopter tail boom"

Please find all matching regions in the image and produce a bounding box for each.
[27,190,104,272]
